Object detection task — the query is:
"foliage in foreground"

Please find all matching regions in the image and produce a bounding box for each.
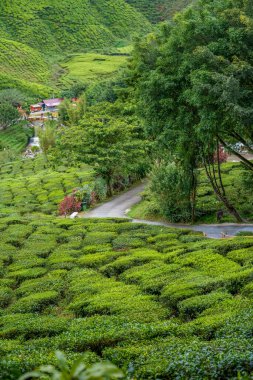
[20,351,123,380]
[1,217,253,378]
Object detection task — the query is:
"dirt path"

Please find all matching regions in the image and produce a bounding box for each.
[83,184,253,238]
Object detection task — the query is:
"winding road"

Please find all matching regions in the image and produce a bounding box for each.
[84,183,253,239]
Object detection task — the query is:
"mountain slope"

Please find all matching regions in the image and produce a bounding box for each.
[126,0,193,22]
[0,38,51,96]
[0,0,151,95]
[0,0,151,54]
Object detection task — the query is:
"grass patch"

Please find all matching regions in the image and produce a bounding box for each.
[60,53,128,86]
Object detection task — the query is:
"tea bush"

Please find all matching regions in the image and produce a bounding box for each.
[0,156,95,217]
[1,217,253,378]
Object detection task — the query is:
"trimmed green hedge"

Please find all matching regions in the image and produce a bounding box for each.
[0,217,253,378]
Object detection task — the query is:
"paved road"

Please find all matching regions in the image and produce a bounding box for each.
[84,183,146,218]
[84,183,253,239]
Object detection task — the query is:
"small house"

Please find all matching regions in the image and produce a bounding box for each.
[30,104,42,113]
[43,98,64,112]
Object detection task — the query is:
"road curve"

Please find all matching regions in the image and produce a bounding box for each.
[84,183,146,218]
[83,183,253,239]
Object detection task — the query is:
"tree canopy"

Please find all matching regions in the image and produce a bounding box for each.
[52,102,149,195]
[129,0,253,221]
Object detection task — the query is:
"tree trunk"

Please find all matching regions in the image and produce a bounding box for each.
[203,155,243,223]
[219,137,253,172]
[190,170,197,223]
[107,177,113,197]
[215,192,244,223]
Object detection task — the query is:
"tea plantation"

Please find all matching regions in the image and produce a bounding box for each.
[0,38,52,97]
[126,0,193,22]
[0,156,94,217]
[60,53,128,87]
[1,216,253,379]
[0,124,33,155]
[0,0,150,54]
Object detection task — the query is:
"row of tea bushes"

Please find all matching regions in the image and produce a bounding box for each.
[0,123,33,154]
[197,162,253,222]
[1,216,253,379]
[0,156,94,217]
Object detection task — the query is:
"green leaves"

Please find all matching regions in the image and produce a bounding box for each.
[19,351,124,380]
[0,103,19,130]
[54,102,149,195]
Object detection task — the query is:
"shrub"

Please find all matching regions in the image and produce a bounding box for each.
[82,244,113,254]
[7,267,47,282]
[9,291,58,313]
[0,314,69,339]
[100,249,162,277]
[211,238,253,255]
[93,176,107,201]
[83,232,117,245]
[112,236,145,250]
[19,350,123,380]
[227,248,253,265]
[149,162,193,222]
[16,275,65,297]
[104,337,253,379]
[0,287,13,307]
[172,249,240,275]
[78,251,127,269]
[59,195,81,216]
[121,261,181,294]
[178,291,232,320]
[57,316,178,353]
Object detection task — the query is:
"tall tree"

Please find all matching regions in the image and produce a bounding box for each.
[130,0,253,222]
[52,102,149,195]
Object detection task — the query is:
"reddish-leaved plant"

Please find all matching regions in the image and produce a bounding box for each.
[59,195,81,217]
[213,145,228,164]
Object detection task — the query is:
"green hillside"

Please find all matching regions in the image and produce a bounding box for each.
[0,0,151,94]
[0,0,151,54]
[126,0,193,22]
[0,123,33,155]
[60,53,128,87]
[0,38,52,97]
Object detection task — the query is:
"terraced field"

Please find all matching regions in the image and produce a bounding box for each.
[0,124,33,154]
[1,217,253,379]
[0,157,94,217]
[60,53,128,87]
[0,38,52,97]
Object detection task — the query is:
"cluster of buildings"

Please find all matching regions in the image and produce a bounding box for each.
[28,97,78,122]
[30,98,64,113]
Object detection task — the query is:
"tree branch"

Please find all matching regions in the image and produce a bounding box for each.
[219,137,253,171]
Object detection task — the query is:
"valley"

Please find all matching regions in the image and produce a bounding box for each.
[1,0,253,379]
